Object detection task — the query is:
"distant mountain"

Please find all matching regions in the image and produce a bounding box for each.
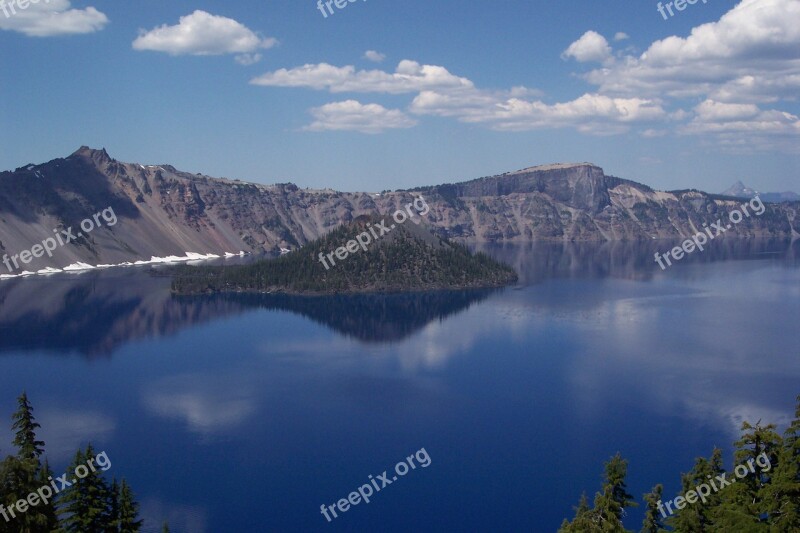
[721,180,800,203]
[0,147,798,273]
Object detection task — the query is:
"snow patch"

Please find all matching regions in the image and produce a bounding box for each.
[63,262,96,272]
[0,252,243,282]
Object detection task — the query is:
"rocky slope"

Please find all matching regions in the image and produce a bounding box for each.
[0,147,797,272]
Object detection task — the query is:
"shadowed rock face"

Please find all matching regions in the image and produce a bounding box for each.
[0,148,798,271]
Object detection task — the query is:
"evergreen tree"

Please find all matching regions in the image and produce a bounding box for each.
[762,395,800,531]
[711,421,782,530]
[641,484,666,533]
[117,479,143,532]
[36,458,60,532]
[560,394,800,532]
[558,454,635,532]
[3,393,55,532]
[109,478,120,530]
[0,394,146,532]
[605,453,638,518]
[11,392,44,463]
[161,521,170,533]
[668,449,725,531]
[59,446,114,532]
[592,484,631,532]
[0,455,30,533]
[559,493,600,532]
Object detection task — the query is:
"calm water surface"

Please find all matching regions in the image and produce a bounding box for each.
[0,240,798,532]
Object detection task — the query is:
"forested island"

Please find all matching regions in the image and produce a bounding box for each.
[171,215,518,295]
[559,394,800,532]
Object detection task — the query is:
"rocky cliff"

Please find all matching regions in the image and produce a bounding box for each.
[0,147,797,272]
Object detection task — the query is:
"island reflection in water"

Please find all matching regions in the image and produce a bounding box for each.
[0,239,797,531]
[0,238,796,357]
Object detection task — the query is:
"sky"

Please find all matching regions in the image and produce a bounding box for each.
[0,0,798,194]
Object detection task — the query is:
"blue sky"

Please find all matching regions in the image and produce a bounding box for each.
[1,0,798,193]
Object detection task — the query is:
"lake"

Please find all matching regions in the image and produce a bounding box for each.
[0,239,798,532]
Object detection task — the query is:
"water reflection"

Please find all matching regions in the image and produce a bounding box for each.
[0,238,796,357]
[476,237,797,284]
[0,269,497,355]
[0,240,797,531]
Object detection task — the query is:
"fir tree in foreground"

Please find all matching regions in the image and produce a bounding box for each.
[0,393,146,532]
[559,394,800,532]
[559,454,637,532]
[641,484,665,533]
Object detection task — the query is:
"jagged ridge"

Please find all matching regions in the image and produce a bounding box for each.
[0,148,798,272]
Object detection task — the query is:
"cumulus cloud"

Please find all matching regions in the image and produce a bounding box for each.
[685,101,800,135]
[132,10,276,63]
[303,100,417,133]
[694,100,761,122]
[583,0,800,102]
[410,90,666,133]
[363,50,386,63]
[0,0,108,37]
[251,0,798,147]
[566,0,800,150]
[253,58,662,133]
[614,32,630,42]
[251,60,474,93]
[562,31,613,64]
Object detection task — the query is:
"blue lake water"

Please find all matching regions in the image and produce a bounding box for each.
[0,240,798,532]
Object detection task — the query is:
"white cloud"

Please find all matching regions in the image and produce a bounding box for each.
[251,60,474,94]
[583,0,800,102]
[569,0,800,150]
[132,10,276,62]
[679,99,800,153]
[303,100,417,134]
[409,90,666,133]
[253,58,662,134]
[642,129,668,138]
[250,0,798,147]
[694,99,760,122]
[235,53,262,66]
[614,32,630,42]
[0,0,108,37]
[363,50,386,63]
[562,31,613,64]
[685,104,800,136]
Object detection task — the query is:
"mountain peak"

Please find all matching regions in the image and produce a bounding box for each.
[70,146,113,165]
[721,181,758,198]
